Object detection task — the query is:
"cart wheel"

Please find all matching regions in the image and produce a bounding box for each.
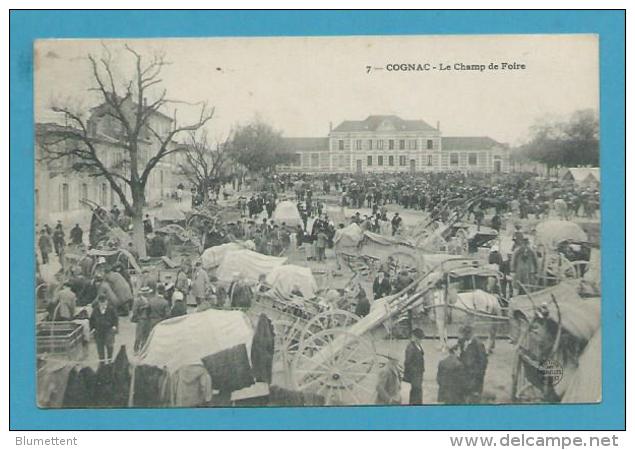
[302,309,360,337]
[291,328,378,405]
[272,319,304,371]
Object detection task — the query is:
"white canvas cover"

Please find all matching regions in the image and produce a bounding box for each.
[333,223,363,250]
[272,200,303,227]
[266,264,318,298]
[561,331,602,403]
[201,241,256,269]
[138,309,254,373]
[216,249,287,282]
[535,220,588,248]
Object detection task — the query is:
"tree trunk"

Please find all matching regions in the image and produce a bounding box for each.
[131,188,147,258]
[132,213,147,259]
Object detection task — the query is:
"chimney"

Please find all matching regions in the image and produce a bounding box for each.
[436,120,441,131]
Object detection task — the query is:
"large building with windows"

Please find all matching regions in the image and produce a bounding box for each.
[279,115,510,174]
[35,100,181,227]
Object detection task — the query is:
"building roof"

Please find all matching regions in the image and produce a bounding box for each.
[441,136,506,151]
[90,96,174,123]
[282,137,329,152]
[331,115,438,133]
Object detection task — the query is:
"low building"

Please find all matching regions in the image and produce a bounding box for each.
[278,115,510,174]
[35,100,181,229]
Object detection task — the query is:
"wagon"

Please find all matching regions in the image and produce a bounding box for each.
[337,229,429,280]
[533,220,593,287]
[508,281,601,402]
[36,321,85,360]
[271,258,510,404]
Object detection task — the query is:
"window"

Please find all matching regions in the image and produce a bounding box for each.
[388,140,395,150]
[311,153,319,167]
[427,155,433,166]
[468,153,478,166]
[338,140,344,150]
[409,139,418,150]
[378,155,384,166]
[368,140,373,150]
[399,155,407,166]
[293,153,302,166]
[427,139,434,150]
[81,183,88,201]
[399,140,406,150]
[367,155,373,166]
[377,140,384,150]
[355,140,362,150]
[388,155,394,166]
[100,183,108,206]
[61,183,69,212]
[450,153,459,166]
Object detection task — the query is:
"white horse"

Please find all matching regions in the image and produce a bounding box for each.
[429,286,502,353]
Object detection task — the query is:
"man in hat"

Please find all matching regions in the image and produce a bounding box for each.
[147,284,170,331]
[391,212,402,236]
[38,228,52,264]
[458,324,488,403]
[51,222,65,258]
[131,286,152,353]
[191,261,209,306]
[375,357,402,405]
[89,293,118,364]
[436,345,466,404]
[70,223,84,246]
[511,237,538,295]
[392,269,414,294]
[403,328,426,404]
[372,271,391,300]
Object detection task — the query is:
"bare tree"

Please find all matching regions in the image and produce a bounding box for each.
[38,45,214,257]
[178,131,230,203]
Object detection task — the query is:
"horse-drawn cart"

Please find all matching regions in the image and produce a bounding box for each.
[264,258,510,404]
[508,281,601,402]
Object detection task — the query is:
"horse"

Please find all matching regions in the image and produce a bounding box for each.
[427,285,503,353]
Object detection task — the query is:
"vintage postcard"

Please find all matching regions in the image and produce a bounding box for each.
[33,35,601,408]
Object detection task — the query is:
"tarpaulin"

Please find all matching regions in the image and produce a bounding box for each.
[509,282,600,342]
[138,309,254,374]
[272,200,303,227]
[216,249,287,283]
[535,220,588,249]
[201,241,256,269]
[266,264,318,299]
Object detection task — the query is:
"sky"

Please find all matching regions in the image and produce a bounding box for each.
[34,35,599,145]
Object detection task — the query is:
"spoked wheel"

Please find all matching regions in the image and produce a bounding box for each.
[291,328,378,405]
[302,309,361,337]
[272,319,304,373]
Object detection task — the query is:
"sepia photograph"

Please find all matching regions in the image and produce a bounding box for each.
[33,35,601,408]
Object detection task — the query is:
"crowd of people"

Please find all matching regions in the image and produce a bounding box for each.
[36,168,599,405]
